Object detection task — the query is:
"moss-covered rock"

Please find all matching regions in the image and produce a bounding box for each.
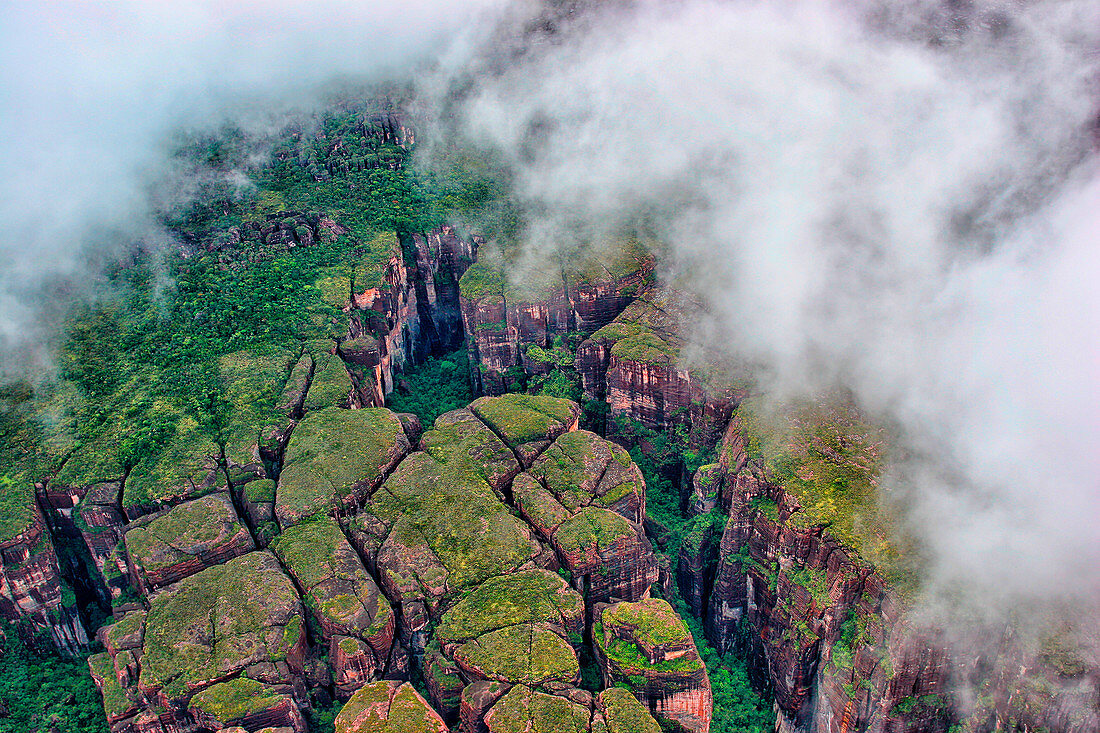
[434,570,583,645]
[368,451,537,616]
[418,409,519,495]
[138,551,304,703]
[527,430,644,524]
[123,492,254,591]
[122,411,222,514]
[276,406,409,527]
[88,650,137,723]
[271,516,395,696]
[334,680,448,733]
[218,347,301,477]
[189,676,298,730]
[599,687,662,733]
[483,685,590,733]
[469,394,580,449]
[452,623,579,689]
[594,598,711,733]
[304,343,355,412]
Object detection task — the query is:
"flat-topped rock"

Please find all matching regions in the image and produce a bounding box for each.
[189,676,306,732]
[482,685,590,733]
[418,409,519,496]
[595,598,711,733]
[598,687,663,733]
[276,407,409,527]
[425,569,584,720]
[218,347,303,483]
[123,492,254,592]
[271,516,396,697]
[553,506,657,604]
[527,430,645,524]
[334,680,448,733]
[468,394,580,463]
[138,551,306,705]
[348,449,539,647]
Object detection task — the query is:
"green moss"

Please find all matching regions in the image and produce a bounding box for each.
[600,688,661,733]
[469,394,578,447]
[417,409,517,490]
[738,397,897,570]
[553,507,636,556]
[370,452,533,593]
[454,623,578,686]
[749,496,779,522]
[788,564,831,608]
[271,517,347,588]
[124,494,243,573]
[0,473,36,542]
[603,598,692,650]
[335,681,445,732]
[245,478,276,504]
[218,347,299,468]
[276,407,404,525]
[609,329,677,365]
[123,412,220,510]
[512,473,572,535]
[435,569,582,644]
[458,261,505,302]
[595,599,704,678]
[88,651,132,719]
[190,676,287,722]
[303,345,354,411]
[487,685,590,733]
[139,552,302,698]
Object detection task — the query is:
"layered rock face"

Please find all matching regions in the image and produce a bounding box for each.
[696,406,953,733]
[575,288,740,448]
[0,501,89,653]
[594,598,712,733]
[457,248,652,396]
[336,227,475,409]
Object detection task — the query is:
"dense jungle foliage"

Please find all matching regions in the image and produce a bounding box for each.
[0,627,106,733]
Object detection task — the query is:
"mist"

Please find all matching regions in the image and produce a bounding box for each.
[0,0,506,378]
[422,0,1100,619]
[1,0,1097,649]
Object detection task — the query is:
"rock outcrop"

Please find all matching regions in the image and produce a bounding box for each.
[595,598,712,733]
[700,402,953,733]
[271,517,397,698]
[91,551,309,732]
[334,680,448,733]
[458,246,651,396]
[575,288,740,448]
[122,492,254,593]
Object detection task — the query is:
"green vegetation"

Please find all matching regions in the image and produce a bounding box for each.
[0,627,108,733]
[612,414,772,732]
[276,407,405,525]
[189,677,288,723]
[469,394,578,447]
[486,685,591,733]
[435,569,582,644]
[454,623,579,686]
[600,687,662,733]
[385,348,473,426]
[370,450,533,593]
[738,398,894,566]
[554,507,636,556]
[139,552,302,699]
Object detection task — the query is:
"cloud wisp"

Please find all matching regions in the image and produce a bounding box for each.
[424,0,1100,615]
